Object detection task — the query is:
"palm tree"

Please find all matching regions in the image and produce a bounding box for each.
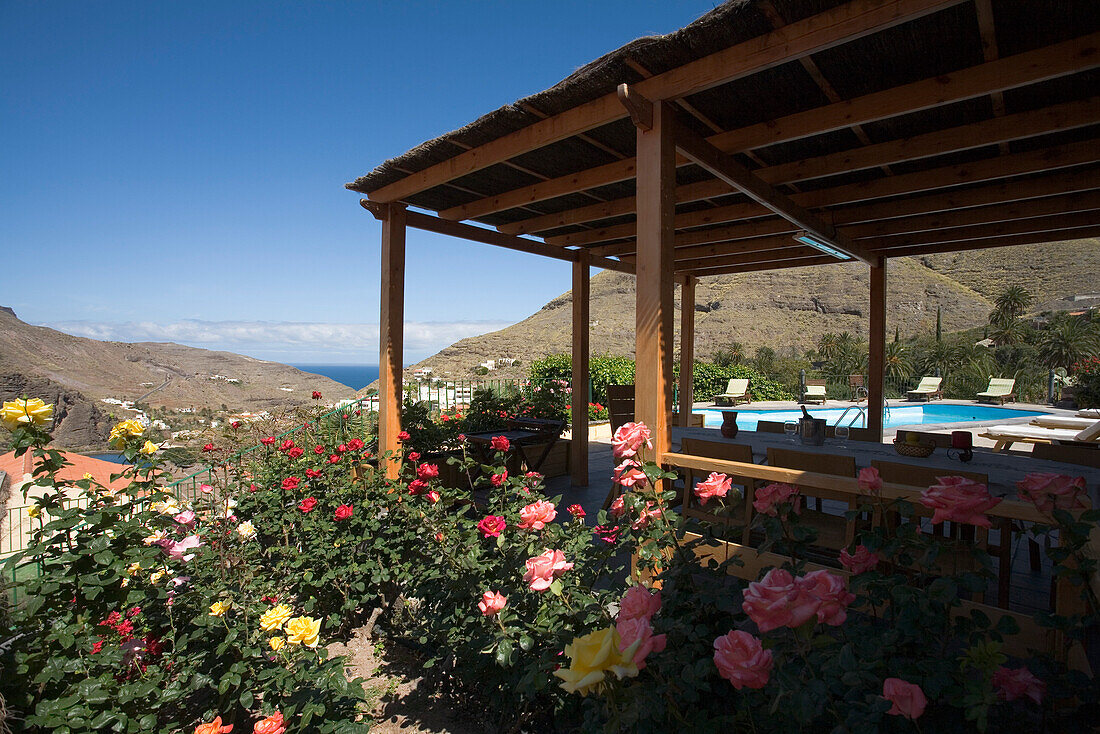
[989,318,1027,346]
[817,333,839,361]
[991,285,1033,326]
[1038,317,1100,369]
[917,337,965,380]
[884,341,912,381]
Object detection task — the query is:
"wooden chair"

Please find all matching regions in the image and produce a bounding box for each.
[763,448,858,551]
[606,385,635,434]
[870,460,1015,607]
[1033,442,1100,468]
[848,374,867,402]
[802,378,828,404]
[680,438,756,541]
[671,411,706,428]
[755,420,787,434]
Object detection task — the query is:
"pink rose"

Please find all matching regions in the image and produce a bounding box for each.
[883,678,927,720]
[616,616,666,670]
[490,471,508,488]
[713,630,773,690]
[1016,473,1087,515]
[920,476,1001,528]
[612,421,652,460]
[742,568,820,633]
[518,500,557,530]
[200,484,214,495]
[172,510,196,527]
[490,435,510,452]
[858,466,883,494]
[524,471,543,487]
[595,524,620,543]
[477,515,507,537]
[992,665,1045,704]
[694,472,732,505]
[160,535,203,562]
[618,585,661,622]
[753,483,800,516]
[416,463,439,481]
[631,503,662,530]
[609,495,626,519]
[613,460,647,489]
[523,549,573,592]
[839,545,879,574]
[800,570,855,626]
[477,591,507,616]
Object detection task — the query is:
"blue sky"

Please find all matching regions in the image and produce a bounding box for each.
[1,1,716,363]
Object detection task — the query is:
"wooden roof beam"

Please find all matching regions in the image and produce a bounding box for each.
[359,200,633,274]
[680,254,839,276]
[973,0,1009,154]
[870,226,1100,258]
[661,97,876,265]
[365,0,968,203]
[868,210,1100,251]
[493,31,1099,232]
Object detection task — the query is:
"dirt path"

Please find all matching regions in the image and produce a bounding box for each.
[328,628,485,734]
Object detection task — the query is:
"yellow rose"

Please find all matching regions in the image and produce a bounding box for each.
[126,562,142,576]
[209,599,232,617]
[108,419,144,448]
[140,440,158,455]
[259,603,294,632]
[284,616,321,648]
[149,569,167,585]
[1,398,53,430]
[82,472,94,481]
[552,627,640,696]
[26,505,41,519]
[269,636,286,651]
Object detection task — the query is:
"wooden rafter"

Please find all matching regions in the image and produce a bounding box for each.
[867,210,1100,251]
[539,137,1100,245]
[364,0,968,203]
[973,0,1009,154]
[486,32,1099,232]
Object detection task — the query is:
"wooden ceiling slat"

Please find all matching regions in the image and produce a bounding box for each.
[592,173,1100,258]
[494,32,1099,233]
[366,0,969,204]
[868,211,1100,250]
[680,254,837,276]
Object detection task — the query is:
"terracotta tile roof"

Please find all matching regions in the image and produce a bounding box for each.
[0,450,131,491]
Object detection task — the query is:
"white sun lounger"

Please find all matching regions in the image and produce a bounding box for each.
[1031,415,1100,430]
[982,420,1100,452]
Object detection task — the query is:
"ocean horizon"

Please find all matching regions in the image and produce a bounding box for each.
[291,364,381,391]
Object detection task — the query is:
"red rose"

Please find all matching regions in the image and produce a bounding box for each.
[305,469,321,479]
[347,438,364,451]
[248,483,258,493]
[281,476,300,490]
[417,463,439,481]
[337,443,348,453]
[477,515,507,538]
[261,436,276,446]
[202,443,215,453]
[407,451,421,463]
[490,435,510,452]
[342,414,349,420]
[408,479,429,495]
[327,454,340,464]
[312,445,323,455]
[230,421,241,429]
[287,447,304,459]
[280,439,295,451]
[397,431,411,441]
[491,471,508,488]
[334,504,353,521]
[311,391,322,399]
[298,497,317,513]
[567,504,586,518]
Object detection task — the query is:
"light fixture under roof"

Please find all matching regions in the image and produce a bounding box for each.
[793,230,851,261]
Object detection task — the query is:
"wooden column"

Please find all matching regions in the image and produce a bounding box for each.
[634,100,677,460]
[678,275,696,426]
[570,251,590,486]
[379,203,407,479]
[867,258,887,441]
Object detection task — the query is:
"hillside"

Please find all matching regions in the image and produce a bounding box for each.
[398,239,1100,381]
[0,308,358,450]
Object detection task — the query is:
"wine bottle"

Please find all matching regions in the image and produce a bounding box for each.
[801,405,812,420]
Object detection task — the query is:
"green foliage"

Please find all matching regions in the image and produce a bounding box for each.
[1071,355,1100,408]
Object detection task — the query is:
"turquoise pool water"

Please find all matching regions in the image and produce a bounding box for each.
[697,404,1045,431]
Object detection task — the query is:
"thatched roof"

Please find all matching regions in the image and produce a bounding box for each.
[347,0,1100,270]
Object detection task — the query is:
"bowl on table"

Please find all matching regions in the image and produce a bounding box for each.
[893,438,935,458]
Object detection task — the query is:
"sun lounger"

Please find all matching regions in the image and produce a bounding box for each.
[713,378,750,406]
[906,376,943,402]
[1031,415,1099,430]
[976,377,1016,405]
[802,379,827,405]
[1077,409,1100,419]
[980,419,1100,451]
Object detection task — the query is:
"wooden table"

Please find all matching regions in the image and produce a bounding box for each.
[671,426,1100,503]
[464,418,566,473]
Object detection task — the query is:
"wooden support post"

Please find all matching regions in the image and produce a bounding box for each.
[571,251,590,486]
[379,203,407,479]
[867,259,887,441]
[633,99,677,460]
[678,276,696,425]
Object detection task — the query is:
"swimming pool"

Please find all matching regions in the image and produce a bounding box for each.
[696,404,1045,431]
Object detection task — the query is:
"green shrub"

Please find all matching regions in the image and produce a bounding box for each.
[1071,355,1100,408]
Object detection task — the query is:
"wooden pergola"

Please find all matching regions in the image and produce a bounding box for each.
[351,0,1100,481]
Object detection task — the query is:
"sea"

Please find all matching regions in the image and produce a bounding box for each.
[291,364,380,391]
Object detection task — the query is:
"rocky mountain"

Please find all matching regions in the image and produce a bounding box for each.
[397,238,1100,381]
[0,307,358,450]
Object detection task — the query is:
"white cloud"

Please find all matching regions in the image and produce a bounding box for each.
[42,319,512,363]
